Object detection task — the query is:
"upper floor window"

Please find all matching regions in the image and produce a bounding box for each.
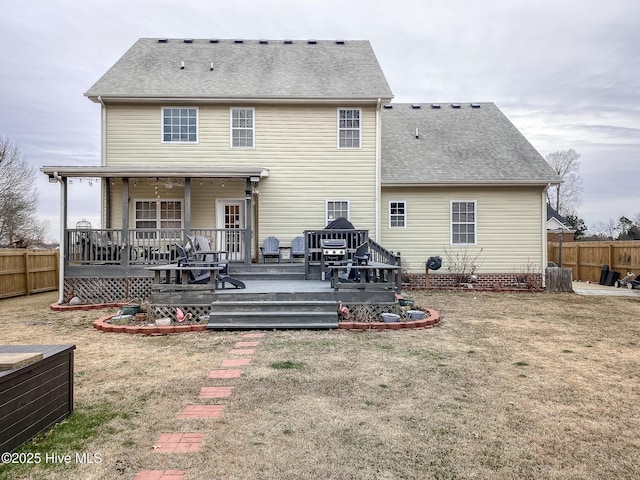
[338,109,361,149]
[231,107,255,148]
[326,200,350,224]
[451,201,476,245]
[389,201,407,228]
[162,108,198,143]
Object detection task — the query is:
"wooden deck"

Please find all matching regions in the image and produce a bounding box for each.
[0,344,75,453]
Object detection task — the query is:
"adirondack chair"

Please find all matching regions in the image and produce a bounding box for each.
[352,243,371,282]
[260,236,282,263]
[87,231,119,262]
[290,236,305,262]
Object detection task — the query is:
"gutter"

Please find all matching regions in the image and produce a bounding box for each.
[52,171,65,304]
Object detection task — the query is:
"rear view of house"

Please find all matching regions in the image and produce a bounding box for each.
[41,37,559,303]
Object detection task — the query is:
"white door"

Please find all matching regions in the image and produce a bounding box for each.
[216,200,245,261]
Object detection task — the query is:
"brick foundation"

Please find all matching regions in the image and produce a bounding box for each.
[403,272,543,291]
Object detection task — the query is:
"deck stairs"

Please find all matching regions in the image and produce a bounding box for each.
[207,263,395,330]
[150,263,397,330]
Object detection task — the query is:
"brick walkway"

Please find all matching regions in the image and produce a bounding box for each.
[177,405,225,418]
[134,332,264,478]
[153,433,205,453]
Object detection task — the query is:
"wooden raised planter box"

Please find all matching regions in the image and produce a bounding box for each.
[0,344,76,453]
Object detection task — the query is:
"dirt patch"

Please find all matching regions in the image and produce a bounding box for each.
[1,291,639,479]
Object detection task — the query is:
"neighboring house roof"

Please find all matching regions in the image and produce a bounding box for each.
[381,103,562,186]
[85,38,393,103]
[547,205,574,231]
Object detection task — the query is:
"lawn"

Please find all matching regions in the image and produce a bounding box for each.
[1,290,639,479]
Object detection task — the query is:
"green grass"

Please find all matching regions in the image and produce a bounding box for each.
[0,402,123,480]
[270,360,304,370]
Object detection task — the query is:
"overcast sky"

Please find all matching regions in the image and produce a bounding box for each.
[1,0,639,241]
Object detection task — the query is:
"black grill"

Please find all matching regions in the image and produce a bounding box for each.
[321,239,347,256]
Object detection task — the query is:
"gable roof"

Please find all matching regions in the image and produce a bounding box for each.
[85,38,393,103]
[547,205,574,230]
[381,103,561,186]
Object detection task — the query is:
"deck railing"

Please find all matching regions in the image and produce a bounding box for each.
[66,228,249,266]
[303,229,402,291]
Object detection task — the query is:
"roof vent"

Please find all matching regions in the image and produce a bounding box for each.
[209,62,214,71]
[336,40,345,45]
[180,61,185,70]
[209,39,219,43]
[308,40,317,44]
[158,38,168,43]
[259,40,268,44]
[415,127,420,139]
[431,104,441,109]
[183,39,193,44]
[471,103,481,108]
[412,104,421,109]
[383,105,393,109]
[234,39,244,44]
[284,40,293,44]
[451,104,461,109]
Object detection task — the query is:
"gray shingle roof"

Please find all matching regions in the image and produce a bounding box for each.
[85,38,393,102]
[381,103,561,185]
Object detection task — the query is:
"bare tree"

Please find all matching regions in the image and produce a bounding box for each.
[545,149,583,216]
[0,136,44,247]
[588,219,617,240]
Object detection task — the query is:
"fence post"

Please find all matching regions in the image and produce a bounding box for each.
[23,251,34,295]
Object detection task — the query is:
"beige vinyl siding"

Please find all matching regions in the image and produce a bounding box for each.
[108,178,246,229]
[380,186,545,273]
[105,103,378,245]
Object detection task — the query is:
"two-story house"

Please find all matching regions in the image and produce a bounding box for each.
[42,38,559,303]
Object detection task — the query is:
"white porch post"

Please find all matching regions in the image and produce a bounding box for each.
[54,173,67,304]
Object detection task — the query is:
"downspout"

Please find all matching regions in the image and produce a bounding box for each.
[541,184,550,289]
[98,96,106,166]
[98,96,108,229]
[375,98,382,241]
[53,171,66,304]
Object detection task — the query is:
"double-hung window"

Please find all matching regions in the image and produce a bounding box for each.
[135,200,183,239]
[231,107,255,148]
[389,201,407,228]
[338,108,361,149]
[162,107,198,143]
[451,201,476,245]
[326,200,350,224]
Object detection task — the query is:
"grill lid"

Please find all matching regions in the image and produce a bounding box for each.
[321,239,347,248]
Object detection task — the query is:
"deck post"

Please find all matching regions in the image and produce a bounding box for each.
[184,178,191,234]
[120,177,130,266]
[244,180,252,264]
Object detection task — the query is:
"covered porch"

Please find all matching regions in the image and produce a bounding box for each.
[41,165,269,268]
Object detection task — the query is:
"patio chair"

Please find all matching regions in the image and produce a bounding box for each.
[175,239,212,284]
[290,236,305,262]
[88,231,119,262]
[260,236,282,263]
[352,243,371,282]
[181,235,245,289]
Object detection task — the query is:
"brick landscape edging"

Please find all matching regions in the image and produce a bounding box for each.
[93,315,207,335]
[338,308,440,331]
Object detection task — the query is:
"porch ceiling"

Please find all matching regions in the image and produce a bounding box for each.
[40,165,269,180]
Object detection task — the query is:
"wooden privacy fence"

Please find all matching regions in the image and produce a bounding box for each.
[0,249,59,299]
[548,241,640,283]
